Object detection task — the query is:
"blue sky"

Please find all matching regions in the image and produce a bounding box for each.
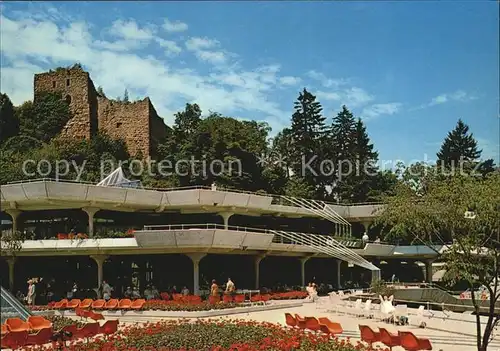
[1,1,498,166]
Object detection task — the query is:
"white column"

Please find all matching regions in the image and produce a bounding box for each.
[299,257,311,287]
[90,255,108,288]
[6,257,16,292]
[5,209,22,233]
[371,269,381,283]
[255,255,265,289]
[336,260,342,289]
[218,212,234,229]
[82,207,100,237]
[186,253,206,295]
[360,220,372,237]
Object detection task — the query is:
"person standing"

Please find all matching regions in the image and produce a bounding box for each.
[27,279,36,307]
[102,280,113,301]
[225,278,235,295]
[210,280,219,297]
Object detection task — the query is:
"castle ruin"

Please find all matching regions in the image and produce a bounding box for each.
[33,65,169,158]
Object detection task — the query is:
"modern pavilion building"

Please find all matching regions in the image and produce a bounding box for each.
[0,173,440,297]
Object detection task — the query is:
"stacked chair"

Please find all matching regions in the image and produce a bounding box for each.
[1,315,119,349]
[51,297,145,311]
[284,313,343,336]
[359,325,432,350]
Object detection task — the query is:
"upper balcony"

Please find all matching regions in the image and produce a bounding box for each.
[0,178,383,220]
[1,223,442,261]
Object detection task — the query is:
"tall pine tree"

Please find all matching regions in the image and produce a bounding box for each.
[437,119,481,167]
[289,88,327,195]
[352,118,379,202]
[328,107,379,202]
[329,105,357,201]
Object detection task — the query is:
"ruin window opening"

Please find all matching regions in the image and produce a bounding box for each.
[66,79,70,87]
[65,95,72,104]
[52,81,56,88]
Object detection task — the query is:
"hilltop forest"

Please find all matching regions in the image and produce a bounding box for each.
[0,86,496,204]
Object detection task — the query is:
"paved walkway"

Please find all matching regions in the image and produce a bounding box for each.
[63,297,500,351]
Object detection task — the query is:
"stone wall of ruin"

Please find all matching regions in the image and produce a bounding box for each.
[97,97,152,157]
[34,67,96,139]
[33,66,169,158]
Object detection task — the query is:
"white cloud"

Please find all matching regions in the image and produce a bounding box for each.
[185,37,227,65]
[162,18,188,33]
[316,87,374,108]
[414,90,477,110]
[316,91,341,101]
[185,37,219,51]
[196,50,226,64]
[344,87,374,107]
[279,76,301,86]
[362,103,402,120]
[108,19,155,41]
[155,38,182,56]
[306,70,349,88]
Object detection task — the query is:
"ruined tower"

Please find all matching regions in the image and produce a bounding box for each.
[33,65,168,157]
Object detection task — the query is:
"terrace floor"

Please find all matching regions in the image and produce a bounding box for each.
[106,297,500,351]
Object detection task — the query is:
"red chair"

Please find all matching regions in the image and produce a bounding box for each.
[189,295,202,304]
[118,299,132,310]
[5,318,30,332]
[234,295,245,303]
[67,299,81,309]
[318,317,343,335]
[0,330,28,349]
[75,307,88,321]
[223,295,233,303]
[261,294,271,303]
[54,299,69,309]
[79,299,93,309]
[105,298,119,309]
[131,299,146,310]
[100,320,118,338]
[75,322,100,340]
[89,311,104,321]
[304,317,321,332]
[284,313,297,327]
[25,327,53,346]
[28,316,52,331]
[91,299,106,310]
[359,325,380,347]
[379,327,401,351]
[399,331,433,351]
[250,295,262,303]
[59,324,78,340]
[294,314,307,329]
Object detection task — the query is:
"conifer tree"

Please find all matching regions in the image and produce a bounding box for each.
[437,119,481,167]
[289,88,327,194]
[329,105,357,201]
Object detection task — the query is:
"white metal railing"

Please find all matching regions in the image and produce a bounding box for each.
[271,230,379,271]
[3,178,384,207]
[138,223,365,249]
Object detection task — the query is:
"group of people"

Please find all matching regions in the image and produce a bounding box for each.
[210,278,235,297]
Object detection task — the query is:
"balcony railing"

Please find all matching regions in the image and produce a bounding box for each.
[3,178,384,207]
[139,223,365,248]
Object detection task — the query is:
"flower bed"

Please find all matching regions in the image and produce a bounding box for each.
[25,319,382,351]
[45,315,85,330]
[142,300,244,311]
[31,291,308,312]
